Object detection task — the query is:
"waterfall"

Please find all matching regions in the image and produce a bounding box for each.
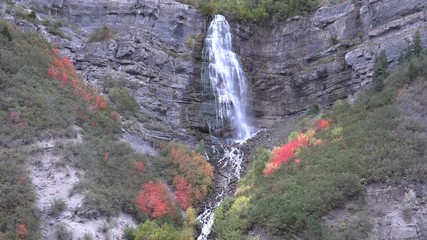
[198,15,255,240]
[200,14,254,142]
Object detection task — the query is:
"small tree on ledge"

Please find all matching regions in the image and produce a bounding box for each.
[372,50,389,92]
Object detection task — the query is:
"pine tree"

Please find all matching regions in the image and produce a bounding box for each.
[407,61,417,82]
[372,51,388,91]
[412,30,423,57]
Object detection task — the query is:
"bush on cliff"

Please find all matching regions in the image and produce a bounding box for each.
[197,0,319,22]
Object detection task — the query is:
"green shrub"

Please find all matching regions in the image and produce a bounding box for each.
[108,87,139,117]
[399,30,424,62]
[123,228,136,240]
[307,104,320,115]
[88,26,114,43]
[199,0,319,22]
[1,26,12,41]
[56,224,72,240]
[198,0,219,16]
[65,139,152,218]
[133,220,194,240]
[332,214,372,240]
[0,152,40,239]
[44,20,71,40]
[214,197,250,240]
[406,61,417,82]
[50,198,66,217]
[28,10,36,19]
[329,36,340,46]
[412,30,423,57]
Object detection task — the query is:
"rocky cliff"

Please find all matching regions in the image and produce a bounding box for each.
[11,0,427,134]
[234,0,427,127]
[14,0,209,148]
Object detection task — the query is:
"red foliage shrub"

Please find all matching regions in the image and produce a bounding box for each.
[136,181,175,218]
[61,57,76,74]
[17,224,28,240]
[314,119,330,130]
[264,132,308,175]
[47,48,110,113]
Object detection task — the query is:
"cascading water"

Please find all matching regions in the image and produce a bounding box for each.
[198,15,255,240]
[200,14,254,142]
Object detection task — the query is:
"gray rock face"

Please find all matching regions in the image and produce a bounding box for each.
[324,183,427,240]
[14,0,427,135]
[19,0,207,144]
[232,0,427,127]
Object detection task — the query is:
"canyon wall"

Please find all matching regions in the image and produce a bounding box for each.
[234,0,427,127]
[14,0,427,133]
[16,0,208,145]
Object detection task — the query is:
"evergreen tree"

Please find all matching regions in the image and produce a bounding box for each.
[412,30,423,57]
[1,26,12,41]
[372,50,388,91]
[407,61,417,82]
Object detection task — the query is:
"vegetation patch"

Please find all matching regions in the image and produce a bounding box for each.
[108,87,139,118]
[88,26,115,43]
[43,20,71,40]
[197,0,319,22]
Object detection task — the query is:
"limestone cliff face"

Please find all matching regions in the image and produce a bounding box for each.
[18,0,208,145]
[233,0,427,127]
[14,0,427,135]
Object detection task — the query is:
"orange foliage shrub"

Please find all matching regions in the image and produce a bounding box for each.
[136,181,175,218]
[163,142,214,209]
[95,95,108,110]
